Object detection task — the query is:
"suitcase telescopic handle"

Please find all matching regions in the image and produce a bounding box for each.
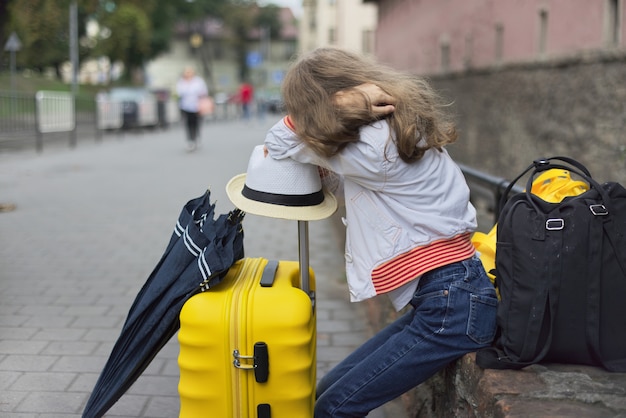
[298,220,310,294]
[298,221,316,309]
[259,222,314,305]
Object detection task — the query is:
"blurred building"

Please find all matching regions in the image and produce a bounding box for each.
[368,0,624,74]
[299,0,378,54]
[145,7,298,98]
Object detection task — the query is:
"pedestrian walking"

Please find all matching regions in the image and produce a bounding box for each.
[176,67,208,151]
[263,47,498,417]
[238,81,254,120]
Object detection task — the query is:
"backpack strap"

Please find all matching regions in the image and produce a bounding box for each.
[519,208,562,362]
[586,198,626,372]
[476,206,561,370]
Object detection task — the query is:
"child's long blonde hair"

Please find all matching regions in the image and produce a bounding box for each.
[282,48,458,163]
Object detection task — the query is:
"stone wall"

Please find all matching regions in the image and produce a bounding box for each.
[431,50,626,185]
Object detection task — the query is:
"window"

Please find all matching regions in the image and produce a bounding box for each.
[329,27,336,44]
[284,41,297,60]
[538,8,548,57]
[464,33,474,69]
[494,24,503,64]
[441,40,450,72]
[362,29,375,54]
[606,0,622,46]
[214,41,224,60]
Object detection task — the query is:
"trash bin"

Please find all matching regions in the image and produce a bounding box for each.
[152,89,170,129]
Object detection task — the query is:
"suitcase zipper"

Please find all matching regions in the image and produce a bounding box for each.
[230,258,265,417]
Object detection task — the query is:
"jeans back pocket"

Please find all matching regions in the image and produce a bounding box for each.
[467,293,498,345]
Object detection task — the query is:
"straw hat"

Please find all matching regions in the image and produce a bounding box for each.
[226,145,337,220]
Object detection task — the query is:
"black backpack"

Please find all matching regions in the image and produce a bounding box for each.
[475,156,626,372]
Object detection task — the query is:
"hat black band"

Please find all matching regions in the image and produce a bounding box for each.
[242,185,325,207]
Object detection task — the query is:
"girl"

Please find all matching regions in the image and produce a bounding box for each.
[264,47,498,417]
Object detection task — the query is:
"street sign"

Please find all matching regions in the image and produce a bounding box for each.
[4,32,22,52]
[272,70,285,85]
[246,51,263,68]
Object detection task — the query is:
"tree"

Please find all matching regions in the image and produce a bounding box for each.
[149,1,177,60]
[223,2,255,82]
[95,2,152,82]
[177,0,235,22]
[1,0,282,86]
[0,0,11,57]
[90,0,228,83]
[4,0,97,77]
[255,4,281,39]
[222,2,281,83]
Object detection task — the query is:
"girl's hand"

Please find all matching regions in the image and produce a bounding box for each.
[334,83,396,116]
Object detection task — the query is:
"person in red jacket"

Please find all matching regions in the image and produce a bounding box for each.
[239,82,254,120]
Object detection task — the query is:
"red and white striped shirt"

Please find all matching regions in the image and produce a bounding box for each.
[372,233,475,294]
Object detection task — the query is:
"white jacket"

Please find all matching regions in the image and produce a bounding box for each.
[264,118,477,303]
[176,76,208,113]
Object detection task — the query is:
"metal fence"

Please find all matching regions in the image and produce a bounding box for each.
[458,163,525,225]
[0,90,181,153]
[0,90,284,153]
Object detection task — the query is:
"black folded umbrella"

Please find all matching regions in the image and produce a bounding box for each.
[82,190,244,418]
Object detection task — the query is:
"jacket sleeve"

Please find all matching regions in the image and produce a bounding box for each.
[264,117,389,191]
[264,117,344,198]
[264,117,321,164]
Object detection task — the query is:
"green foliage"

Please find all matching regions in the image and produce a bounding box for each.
[256,4,281,39]
[2,0,284,85]
[149,2,177,58]
[223,3,255,81]
[221,3,281,82]
[96,3,152,76]
[7,0,69,70]
[177,0,229,20]
[4,0,98,74]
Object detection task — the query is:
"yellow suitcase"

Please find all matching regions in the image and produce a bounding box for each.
[178,256,316,417]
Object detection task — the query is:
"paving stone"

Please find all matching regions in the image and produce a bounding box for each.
[143,395,181,418]
[41,341,99,356]
[0,355,59,372]
[15,391,86,414]
[0,340,48,355]
[31,328,88,341]
[0,390,28,413]
[316,318,354,333]
[332,330,369,347]
[0,370,22,391]
[10,372,77,391]
[0,326,39,340]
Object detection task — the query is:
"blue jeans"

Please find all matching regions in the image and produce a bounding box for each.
[315,256,497,418]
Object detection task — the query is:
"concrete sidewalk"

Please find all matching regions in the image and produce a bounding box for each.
[0,120,403,417]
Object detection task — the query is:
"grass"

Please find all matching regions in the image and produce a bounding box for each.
[0,71,123,115]
[0,71,115,100]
